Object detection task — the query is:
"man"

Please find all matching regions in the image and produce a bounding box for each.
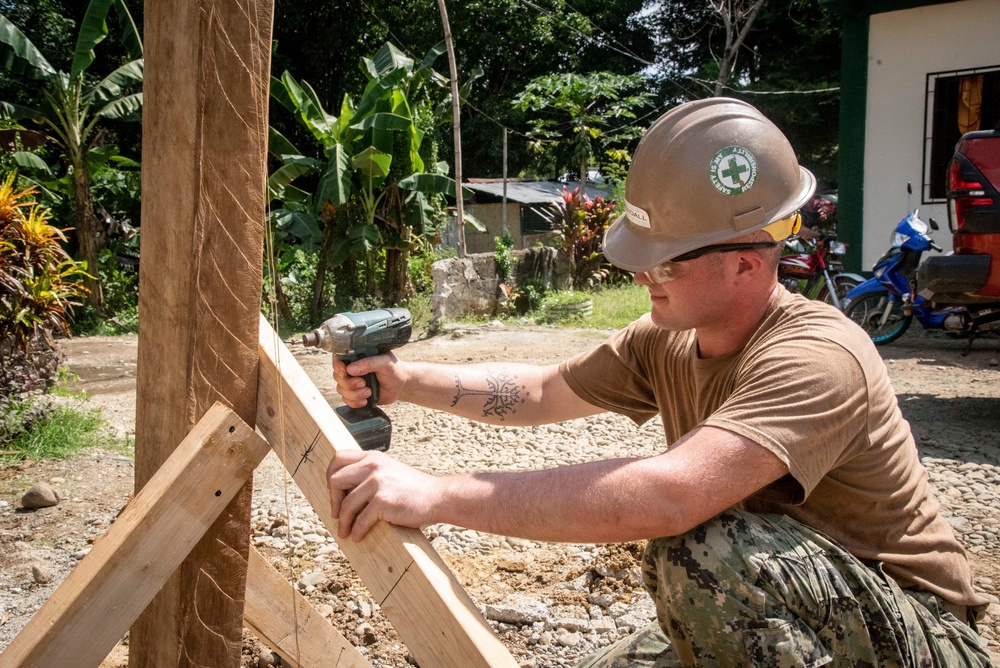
[327,98,990,665]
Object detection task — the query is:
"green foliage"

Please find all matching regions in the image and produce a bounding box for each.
[0,399,104,460]
[550,186,625,289]
[0,0,143,311]
[646,0,841,189]
[0,174,88,347]
[268,41,479,312]
[494,233,515,284]
[513,71,652,182]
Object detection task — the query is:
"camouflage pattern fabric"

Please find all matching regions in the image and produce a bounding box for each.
[576,510,991,667]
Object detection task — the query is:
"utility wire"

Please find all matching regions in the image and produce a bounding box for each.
[692,78,841,95]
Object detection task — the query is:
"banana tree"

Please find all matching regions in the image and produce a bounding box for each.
[268,42,481,313]
[0,0,143,311]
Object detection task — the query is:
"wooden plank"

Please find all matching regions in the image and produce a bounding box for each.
[132,0,274,665]
[245,548,373,668]
[0,405,269,668]
[256,317,518,668]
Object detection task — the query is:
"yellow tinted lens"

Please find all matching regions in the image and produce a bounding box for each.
[762,214,801,241]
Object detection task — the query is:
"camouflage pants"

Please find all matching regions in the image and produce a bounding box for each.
[576,510,991,667]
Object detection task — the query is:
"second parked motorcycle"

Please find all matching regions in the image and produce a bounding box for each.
[843,206,1000,346]
[778,230,862,310]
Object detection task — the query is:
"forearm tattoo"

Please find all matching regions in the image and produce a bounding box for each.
[451,371,528,421]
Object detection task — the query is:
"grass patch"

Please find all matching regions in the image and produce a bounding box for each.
[587,283,650,329]
[533,284,649,330]
[1,401,107,463]
[451,283,650,331]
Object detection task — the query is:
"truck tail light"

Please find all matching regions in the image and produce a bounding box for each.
[948,159,994,233]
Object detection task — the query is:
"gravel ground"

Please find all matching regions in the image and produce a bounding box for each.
[0,322,998,666]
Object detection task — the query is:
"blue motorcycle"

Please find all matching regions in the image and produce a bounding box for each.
[844,210,969,345]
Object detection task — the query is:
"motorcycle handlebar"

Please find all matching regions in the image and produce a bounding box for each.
[930,242,943,252]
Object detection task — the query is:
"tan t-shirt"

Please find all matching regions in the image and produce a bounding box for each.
[560,287,987,609]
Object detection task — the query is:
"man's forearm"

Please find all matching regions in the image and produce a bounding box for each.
[432,457,685,543]
[398,360,588,426]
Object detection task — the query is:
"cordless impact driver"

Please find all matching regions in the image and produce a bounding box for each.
[301,308,412,452]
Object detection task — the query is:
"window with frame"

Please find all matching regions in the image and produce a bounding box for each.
[923,66,1000,202]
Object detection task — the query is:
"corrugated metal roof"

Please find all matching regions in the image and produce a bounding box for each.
[464,180,582,204]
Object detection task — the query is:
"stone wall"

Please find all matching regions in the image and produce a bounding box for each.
[431,247,570,321]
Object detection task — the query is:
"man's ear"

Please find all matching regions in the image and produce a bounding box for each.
[732,251,764,278]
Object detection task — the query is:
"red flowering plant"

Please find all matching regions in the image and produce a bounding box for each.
[550,187,626,289]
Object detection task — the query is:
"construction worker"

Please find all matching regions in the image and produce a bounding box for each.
[327,98,990,665]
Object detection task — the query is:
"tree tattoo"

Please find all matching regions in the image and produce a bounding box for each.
[451,371,528,421]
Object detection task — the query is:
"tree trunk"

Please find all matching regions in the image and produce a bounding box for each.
[310,222,336,322]
[72,163,104,312]
[384,245,414,304]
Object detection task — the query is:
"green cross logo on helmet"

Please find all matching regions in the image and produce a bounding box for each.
[710,146,757,196]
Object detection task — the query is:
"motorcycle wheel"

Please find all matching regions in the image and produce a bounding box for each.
[817,276,863,310]
[845,292,913,345]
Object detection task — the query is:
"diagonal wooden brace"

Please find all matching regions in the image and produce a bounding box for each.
[0,404,269,668]
[257,316,518,668]
[245,547,373,668]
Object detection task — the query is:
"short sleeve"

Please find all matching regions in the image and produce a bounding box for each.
[559,319,660,425]
[702,337,869,502]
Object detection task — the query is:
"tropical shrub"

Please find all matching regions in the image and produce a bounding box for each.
[550,186,626,289]
[0,173,88,406]
[0,1,143,312]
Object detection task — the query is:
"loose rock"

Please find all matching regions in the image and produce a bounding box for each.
[21,483,59,509]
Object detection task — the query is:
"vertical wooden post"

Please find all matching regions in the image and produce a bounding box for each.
[132,1,274,666]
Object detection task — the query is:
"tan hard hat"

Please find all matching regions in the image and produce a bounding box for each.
[603,98,816,271]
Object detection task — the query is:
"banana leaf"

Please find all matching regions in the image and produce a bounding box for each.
[70,0,116,81]
[12,152,53,175]
[279,71,336,145]
[86,59,143,103]
[349,112,412,133]
[351,146,391,183]
[458,209,487,233]
[404,190,434,234]
[268,125,301,160]
[112,0,143,60]
[398,172,473,200]
[270,207,321,250]
[418,42,446,73]
[0,101,47,122]
[354,67,408,120]
[270,75,295,113]
[369,42,413,77]
[317,143,352,207]
[95,92,142,120]
[0,14,55,80]
[267,156,320,201]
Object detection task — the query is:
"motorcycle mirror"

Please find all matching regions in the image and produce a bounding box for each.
[929,217,939,231]
[907,182,912,195]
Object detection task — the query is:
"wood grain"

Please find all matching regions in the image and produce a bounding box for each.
[0,405,269,668]
[245,548,373,668]
[256,317,518,668]
[132,1,274,665]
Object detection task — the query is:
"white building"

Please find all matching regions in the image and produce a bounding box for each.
[833,0,1000,271]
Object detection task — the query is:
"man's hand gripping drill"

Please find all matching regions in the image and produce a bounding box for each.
[302,307,412,452]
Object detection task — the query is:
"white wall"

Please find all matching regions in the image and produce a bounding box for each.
[863,0,1000,269]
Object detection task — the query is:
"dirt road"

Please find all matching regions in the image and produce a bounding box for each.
[1,323,998,666]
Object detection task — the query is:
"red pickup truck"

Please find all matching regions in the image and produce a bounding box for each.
[918,128,1000,303]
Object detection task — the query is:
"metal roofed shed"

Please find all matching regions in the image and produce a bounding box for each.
[448,178,595,253]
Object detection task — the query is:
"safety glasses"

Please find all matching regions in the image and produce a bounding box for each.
[640,241,780,283]
[638,213,802,284]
